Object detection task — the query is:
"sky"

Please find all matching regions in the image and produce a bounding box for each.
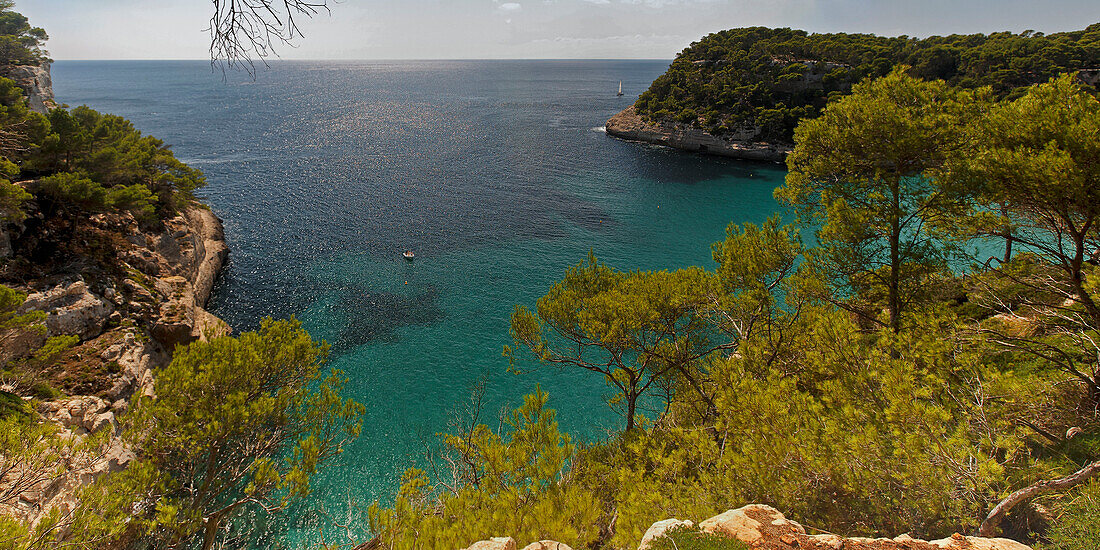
[17,0,1100,60]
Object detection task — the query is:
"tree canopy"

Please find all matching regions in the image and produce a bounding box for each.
[0,1,47,67]
[77,318,364,550]
[634,24,1100,142]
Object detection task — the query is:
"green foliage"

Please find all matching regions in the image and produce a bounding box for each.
[635,24,1100,141]
[1044,480,1100,550]
[368,388,601,550]
[34,173,158,222]
[35,172,108,211]
[0,402,109,550]
[647,526,750,550]
[31,105,205,221]
[0,285,72,400]
[31,334,76,364]
[777,69,984,332]
[507,253,722,431]
[0,284,43,331]
[0,179,28,222]
[78,317,365,549]
[0,3,48,67]
[0,76,48,164]
[942,74,1100,324]
[365,69,1100,548]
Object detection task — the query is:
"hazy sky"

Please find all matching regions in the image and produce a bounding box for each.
[18,0,1100,60]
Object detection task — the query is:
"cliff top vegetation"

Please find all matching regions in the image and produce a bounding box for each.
[634,24,1100,142]
[0,0,46,67]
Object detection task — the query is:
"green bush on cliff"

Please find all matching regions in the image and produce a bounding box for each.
[31,105,205,221]
[368,387,601,550]
[0,1,48,67]
[647,526,750,550]
[74,317,365,550]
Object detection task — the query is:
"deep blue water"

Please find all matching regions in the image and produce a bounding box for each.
[52,60,788,543]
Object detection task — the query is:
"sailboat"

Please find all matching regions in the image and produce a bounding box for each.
[617,81,624,96]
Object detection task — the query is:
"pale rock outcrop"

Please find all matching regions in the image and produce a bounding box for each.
[3,62,55,114]
[638,518,695,550]
[521,541,573,550]
[464,537,517,550]
[930,533,1031,550]
[146,208,230,348]
[640,505,1032,550]
[100,331,162,401]
[605,106,791,162]
[38,396,113,433]
[699,504,805,544]
[19,280,114,339]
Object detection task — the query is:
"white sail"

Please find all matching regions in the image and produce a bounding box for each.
[617,80,623,95]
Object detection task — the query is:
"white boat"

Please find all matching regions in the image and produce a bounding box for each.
[403,250,415,261]
[617,81,624,96]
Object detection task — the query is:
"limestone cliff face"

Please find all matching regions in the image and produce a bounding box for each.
[462,505,1031,550]
[3,62,56,114]
[1,206,229,525]
[605,106,791,162]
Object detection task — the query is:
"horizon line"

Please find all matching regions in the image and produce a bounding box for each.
[51,57,676,63]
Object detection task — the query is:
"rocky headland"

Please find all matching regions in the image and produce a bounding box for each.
[461,505,1031,550]
[605,106,791,162]
[1,204,229,525]
[0,61,230,526]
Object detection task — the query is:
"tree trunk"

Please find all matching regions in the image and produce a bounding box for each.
[1069,239,1100,329]
[625,391,637,431]
[979,459,1100,537]
[201,514,221,550]
[889,183,901,334]
[1002,231,1013,264]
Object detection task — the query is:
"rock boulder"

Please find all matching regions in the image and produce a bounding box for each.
[465,537,517,550]
[638,505,1036,550]
[20,280,113,340]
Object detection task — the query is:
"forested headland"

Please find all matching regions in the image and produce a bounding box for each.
[632,25,1100,143]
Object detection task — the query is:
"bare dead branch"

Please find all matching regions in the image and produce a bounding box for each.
[208,0,331,78]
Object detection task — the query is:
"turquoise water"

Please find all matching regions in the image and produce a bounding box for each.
[52,60,787,540]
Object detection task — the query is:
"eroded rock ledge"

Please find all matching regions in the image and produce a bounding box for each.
[605,106,791,162]
[462,504,1030,550]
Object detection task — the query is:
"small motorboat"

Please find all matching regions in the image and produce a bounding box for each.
[403,250,415,261]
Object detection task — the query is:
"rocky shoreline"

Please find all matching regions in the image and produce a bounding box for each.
[605,106,791,162]
[462,505,1031,550]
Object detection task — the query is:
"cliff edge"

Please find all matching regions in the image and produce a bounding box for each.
[606,106,791,162]
[4,61,56,113]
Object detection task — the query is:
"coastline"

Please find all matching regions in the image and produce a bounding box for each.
[605,105,791,162]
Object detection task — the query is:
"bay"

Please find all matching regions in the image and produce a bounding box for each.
[52,59,787,542]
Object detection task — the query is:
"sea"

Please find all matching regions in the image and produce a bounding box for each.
[51,59,788,544]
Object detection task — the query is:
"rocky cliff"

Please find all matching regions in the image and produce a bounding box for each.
[462,505,1031,550]
[4,62,56,113]
[0,205,229,525]
[605,106,791,162]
